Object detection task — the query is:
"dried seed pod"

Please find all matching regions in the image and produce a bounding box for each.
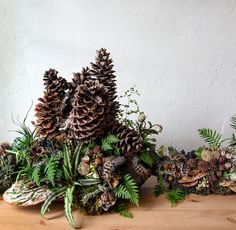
[98,192,117,211]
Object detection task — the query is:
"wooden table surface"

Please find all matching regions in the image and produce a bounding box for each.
[0,177,236,230]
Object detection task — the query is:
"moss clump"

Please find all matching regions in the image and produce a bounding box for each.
[75,185,104,216]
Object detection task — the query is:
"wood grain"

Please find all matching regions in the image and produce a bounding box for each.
[0,177,236,230]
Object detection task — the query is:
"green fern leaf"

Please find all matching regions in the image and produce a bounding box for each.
[198,128,222,148]
[230,115,236,130]
[167,189,187,207]
[114,174,139,205]
[44,155,60,186]
[154,174,164,197]
[31,166,41,186]
[104,135,119,144]
[114,203,133,218]
[101,141,112,151]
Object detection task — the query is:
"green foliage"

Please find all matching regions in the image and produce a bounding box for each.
[114,203,133,218]
[198,128,223,148]
[230,115,236,130]
[82,188,101,206]
[31,166,41,186]
[195,147,204,159]
[44,155,62,186]
[101,134,120,156]
[166,189,187,207]
[41,186,67,217]
[118,86,142,129]
[114,174,139,206]
[140,151,154,167]
[154,174,165,197]
[64,186,75,228]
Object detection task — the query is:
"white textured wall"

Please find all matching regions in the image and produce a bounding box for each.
[1,0,236,150]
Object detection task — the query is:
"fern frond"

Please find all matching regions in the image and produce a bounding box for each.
[114,174,139,206]
[230,115,236,130]
[114,203,133,218]
[154,174,164,197]
[101,134,119,152]
[198,128,222,148]
[101,141,112,151]
[167,189,187,207]
[104,135,119,144]
[31,166,41,186]
[44,155,60,186]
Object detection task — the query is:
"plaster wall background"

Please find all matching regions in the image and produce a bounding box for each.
[1,0,236,150]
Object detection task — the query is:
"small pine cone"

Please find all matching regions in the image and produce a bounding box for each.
[89,48,119,122]
[111,122,142,156]
[34,90,63,139]
[43,69,68,99]
[127,156,150,186]
[67,79,110,141]
[98,192,117,211]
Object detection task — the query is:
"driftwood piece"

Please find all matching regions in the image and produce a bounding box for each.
[3,181,51,206]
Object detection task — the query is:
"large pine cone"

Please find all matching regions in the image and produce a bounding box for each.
[111,122,142,156]
[90,48,119,123]
[43,69,68,99]
[67,79,110,141]
[34,90,63,139]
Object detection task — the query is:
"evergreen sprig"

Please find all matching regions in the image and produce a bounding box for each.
[101,134,120,155]
[230,115,236,130]
[114,203,133,218]
[154,173,165,197]
[114,174,139,206]
[44,155,61,186]
[167,189,187,207]
[198,128,223,148]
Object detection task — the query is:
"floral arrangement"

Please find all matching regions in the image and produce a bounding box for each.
[0,48,236,229]
[0,49,161,228]
[154,119,236,206]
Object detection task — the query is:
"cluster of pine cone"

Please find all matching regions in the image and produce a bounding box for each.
[33,48,149,190]
[34,49,141,155]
